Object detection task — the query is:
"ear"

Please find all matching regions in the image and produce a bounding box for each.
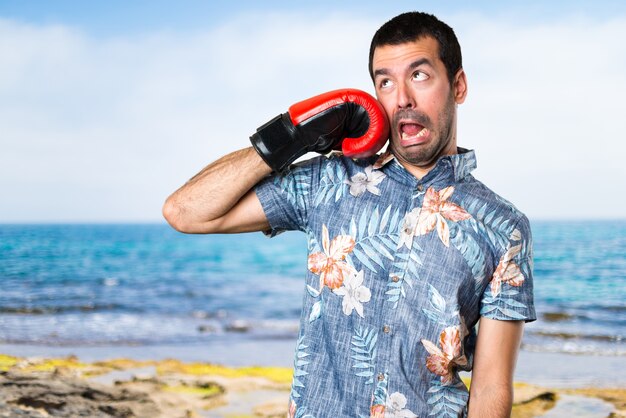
[453,68,468,104]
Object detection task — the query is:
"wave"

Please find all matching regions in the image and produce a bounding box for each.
[602,305,626,313]
[523,328,626,356]
[540,305,626,324]
[521,342,626,356]
[0,303,135,315]
[528,330,624,343]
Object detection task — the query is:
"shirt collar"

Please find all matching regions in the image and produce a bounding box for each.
[373,146,477,184]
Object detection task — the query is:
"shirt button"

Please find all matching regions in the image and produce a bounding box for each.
[391,275,400,283]
[377,373,385,381]
[417,184,424,192]
[383,325,391,334]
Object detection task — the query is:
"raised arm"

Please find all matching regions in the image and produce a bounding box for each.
[163,89,389,234]
[163,147,272,234]
[467,318,524,418]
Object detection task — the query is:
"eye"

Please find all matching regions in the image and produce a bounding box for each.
[412,71,428,81]
[378,79,393,89]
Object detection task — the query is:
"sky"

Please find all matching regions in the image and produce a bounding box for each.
[1,0,625,222]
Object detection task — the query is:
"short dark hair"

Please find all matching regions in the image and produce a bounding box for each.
[368,12,462,84]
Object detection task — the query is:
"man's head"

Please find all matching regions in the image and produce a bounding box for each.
[368,12,462,85]
[369,12,467,176]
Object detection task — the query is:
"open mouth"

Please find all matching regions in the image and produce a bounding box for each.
[400,122,429,143]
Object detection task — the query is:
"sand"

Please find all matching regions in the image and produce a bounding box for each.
[1,347,625,417]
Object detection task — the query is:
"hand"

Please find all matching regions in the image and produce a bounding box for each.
[250,88,389,173]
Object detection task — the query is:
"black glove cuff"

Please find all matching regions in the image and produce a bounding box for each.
[250,113,306,174]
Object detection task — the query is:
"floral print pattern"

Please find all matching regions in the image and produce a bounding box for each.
[333,269,371,317]
[288,399,297,418]
[370,404,385,418]
[385,392,418,418]
[346,165,387,197]
[398,208,421,249]
[255,150,535,418]
[421,325,468,385]
[370,372,388,418]
[416,186,471,247]
[308,224,356,290]
[490,229,525,296]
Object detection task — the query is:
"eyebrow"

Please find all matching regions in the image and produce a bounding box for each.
[409,58,432,70]
[373,58,433,78]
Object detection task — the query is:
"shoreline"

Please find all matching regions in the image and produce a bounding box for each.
[515,349,626,389]
[2,339,625,389]
[1,350,625,418]
[0,337,298,368]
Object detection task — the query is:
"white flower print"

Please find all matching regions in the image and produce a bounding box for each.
[332,270,371,317]
[385,392,417,418]
[345,166,386,197]
[398,208,421,249]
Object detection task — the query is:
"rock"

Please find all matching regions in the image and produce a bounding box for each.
[0,400,47,417]
[542,312,575,322]
[197,325,216,333]
[0,370,161,417]
[511,384,558,418]
[253,397,289,417]
[225,319,250,333]
[514,383,556,405]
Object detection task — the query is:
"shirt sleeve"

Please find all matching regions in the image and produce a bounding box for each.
[480,214,536,322]
[254,157,322,237]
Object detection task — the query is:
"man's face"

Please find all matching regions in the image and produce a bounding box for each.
[372,36,467,171]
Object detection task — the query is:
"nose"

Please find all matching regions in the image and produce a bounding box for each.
[396,82,415,109]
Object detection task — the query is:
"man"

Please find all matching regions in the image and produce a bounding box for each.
[163,11,535,418]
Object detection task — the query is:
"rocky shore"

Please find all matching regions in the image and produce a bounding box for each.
[1,354,625,417]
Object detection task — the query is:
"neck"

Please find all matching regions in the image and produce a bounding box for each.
[400,159,437,180]
[397,137,458,180]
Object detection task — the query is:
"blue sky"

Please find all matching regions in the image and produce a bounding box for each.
[0,0,626,36]
[3,0,626,33]
[1,1,625,221]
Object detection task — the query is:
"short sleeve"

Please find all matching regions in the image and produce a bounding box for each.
[480,214,536,322]
[254,157,322,237]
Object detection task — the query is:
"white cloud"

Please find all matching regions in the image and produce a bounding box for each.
[0,14,376,222]
[452,14,626,219]
[0,12,624,221]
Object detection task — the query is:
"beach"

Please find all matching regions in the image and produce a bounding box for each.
[1,340,626,417]
[1,222,625,416]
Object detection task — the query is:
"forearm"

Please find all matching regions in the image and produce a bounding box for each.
[467,382,513,418]
[163,147,272,233]
[467,318,524,418]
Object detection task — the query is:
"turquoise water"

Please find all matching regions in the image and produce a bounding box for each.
[1,221,624,355]
[525,220,626,355]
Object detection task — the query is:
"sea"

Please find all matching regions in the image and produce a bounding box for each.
[1,221,625,362]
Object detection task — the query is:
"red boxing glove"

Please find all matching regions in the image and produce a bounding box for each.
[250,88,389,173]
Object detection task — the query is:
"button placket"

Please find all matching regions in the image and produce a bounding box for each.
[375,285,395,393]
[374,237,406,401]
[397,192,424,279]
[374,187,421,398]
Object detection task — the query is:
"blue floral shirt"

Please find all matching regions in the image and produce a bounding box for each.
[255,148,535,418]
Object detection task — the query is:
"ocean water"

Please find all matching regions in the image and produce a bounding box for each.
[0,221,624,356]
[524,220,626,355]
